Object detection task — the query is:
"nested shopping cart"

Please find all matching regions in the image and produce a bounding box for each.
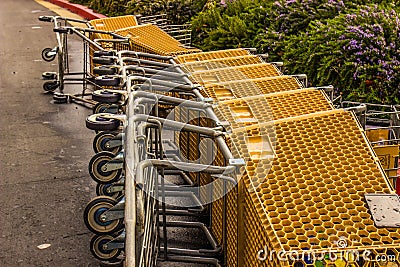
[38,14,197,105]
[39,12,400,267]
[86,43,400,267]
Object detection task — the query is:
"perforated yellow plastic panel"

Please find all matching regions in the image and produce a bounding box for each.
[189,63,281,84]
[173,48,251,63]
[227,109,400,266]
[89,15,138,40]
[114,24,201,56]
[213,89,333,130]
[180,55,263,73]
[167,40,400,267]
[201,76,302,100]
[372,145,399,188]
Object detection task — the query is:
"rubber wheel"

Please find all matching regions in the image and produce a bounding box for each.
[84,196,124,235]
[93,131,121,154]
[53,27,69,33]
[43,81,59,92]
[96,183,123,199]
[93,57,115,65]
[99,260,124,267]
[92,90,121,104]
[88,151,122,184]
[53,93,68,104]
[90,234,122,261]
[93,103,112,114]
[86,114,120,132]
[41,47,56,62]
[94,66,117,76]
[94,50,115,57]
[42,72,57,80]
[94,76,120,87]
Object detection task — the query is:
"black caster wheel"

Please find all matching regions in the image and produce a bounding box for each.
[99,259,124,267]
[89,151,122,184]
[96,183,123,200]
[93,131,121,154]
[93,57,115,65]
[53,93,68,104]
[93,66,117,76]
[41,47,57,62]
[93,103,112,114]
[53,27,70,33]
[84,196,124,235]
[42,72,57,80]
[86,114,120,132]
[39,16,52,22]
[92,90,121,104]
[90,234,122,261]
[94,76,120,87]
[43,81,59,92]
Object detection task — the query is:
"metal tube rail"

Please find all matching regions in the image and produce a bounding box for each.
[120,57,173,69]
[135,159,236,193]
[69,28,105,51]
[117,50,173,62]
[127,82,234,160]
[125,101,237,266]
[39,15,89,26]
[126,76,195,93]
[124,65,186,79]
[130,114,224,138]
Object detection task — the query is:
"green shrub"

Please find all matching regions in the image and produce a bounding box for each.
[69,0,207,24]
[191,0,274,51]
[126,0,207,24]
[88,0,130,16]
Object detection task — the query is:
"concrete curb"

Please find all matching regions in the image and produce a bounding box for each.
[46,0,107,20]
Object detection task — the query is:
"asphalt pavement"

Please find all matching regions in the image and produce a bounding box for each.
[0,0,98,265]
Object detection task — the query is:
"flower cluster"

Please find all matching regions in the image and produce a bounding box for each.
[283,4,400,104]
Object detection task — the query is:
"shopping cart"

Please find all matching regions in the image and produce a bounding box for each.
[38,15,130,106]
[39,12,400,267]
[38,14,197,107]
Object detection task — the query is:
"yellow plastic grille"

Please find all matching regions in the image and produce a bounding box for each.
[173,48,251,64]
[189,63,281,84]
[169,45,400,267]
[89,15,138,40]
[243,178,281,267]
[211,181,224,245]
[180,55,263,73]
[211,149,225,245]
[200,76,301,101]
[213,89,333,130]
[228,109,400,267]
[226,186,238,267]
[114,24,201,56]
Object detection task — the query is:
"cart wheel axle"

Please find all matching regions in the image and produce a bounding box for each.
[43,81,59,92]
[41,47,57,62]
[84,196,124,234]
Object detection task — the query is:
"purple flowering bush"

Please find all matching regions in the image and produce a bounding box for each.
[258,0,396,61]
[283,5,400,103]
[190,0,396,58]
